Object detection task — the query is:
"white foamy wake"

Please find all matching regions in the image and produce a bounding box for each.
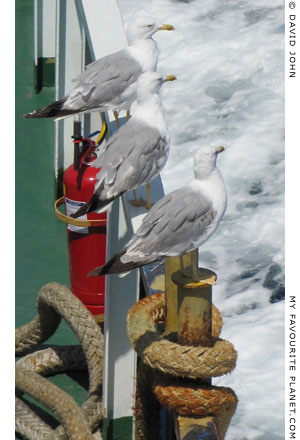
[119,1,285,438]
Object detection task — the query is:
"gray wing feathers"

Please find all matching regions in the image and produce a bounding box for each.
[66,50,142,110]
[94,120,168,200]
[125,188,215,259]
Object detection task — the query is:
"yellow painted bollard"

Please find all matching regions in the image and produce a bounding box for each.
[170,264,221,440]
[164,249,199,337]
[172,267,216,347]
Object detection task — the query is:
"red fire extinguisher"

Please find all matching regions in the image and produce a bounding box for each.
[55,120,108,319]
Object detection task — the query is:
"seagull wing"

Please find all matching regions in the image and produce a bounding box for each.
[94,119,168,201]
[23,49,142,119]
[65,50,142,111]
[124,187,217,262]
[88,189,216,276]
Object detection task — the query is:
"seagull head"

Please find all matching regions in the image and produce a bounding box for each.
[126,15,175,43]
[136,72,176,100]
[193,145,225,179]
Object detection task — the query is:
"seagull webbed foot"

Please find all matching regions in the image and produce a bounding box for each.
[128,197,148,208]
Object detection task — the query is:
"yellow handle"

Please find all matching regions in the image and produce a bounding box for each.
[54,196,107,227]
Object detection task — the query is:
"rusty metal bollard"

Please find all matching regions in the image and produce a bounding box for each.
[169,260,221,440]
[164,249,199,338]
[172,267,216,348]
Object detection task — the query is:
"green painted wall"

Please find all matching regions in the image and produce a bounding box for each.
[15,3,135,439]
[15,2,89,437]
[102,417,133,440]
[15,0,71,332]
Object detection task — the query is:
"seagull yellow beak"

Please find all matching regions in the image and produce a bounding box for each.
[217,146,225,153]
[163,75,177,82]
[157,24,175,31]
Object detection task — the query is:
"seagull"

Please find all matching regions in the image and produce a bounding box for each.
[88,145,227,281]
[70,71,176,219]
[23,15,174,121]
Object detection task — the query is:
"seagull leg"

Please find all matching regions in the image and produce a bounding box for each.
[126,110,131,120]
[179,256,185,273]
[179,255,191,278]
[128,180,151,209]
[132,190,138,202]
[146,183,154,210]
[113,111,120,129]
[191,250,199,282]
[179,250,200,281]
[128,189,148,208]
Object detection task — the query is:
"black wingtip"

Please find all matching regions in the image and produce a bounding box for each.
[23,111,42,119]
[87,260,115,277]
[88,249,140,277]
[71,192,116,219]
[88,252,122,277]
[70,203,89,219]
[23,112,33,119]
[23,97,70,119]
[88,267,101,277]
[70,193,99,219]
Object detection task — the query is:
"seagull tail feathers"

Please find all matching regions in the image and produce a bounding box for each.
[88,250,142,276]
[23,97,75,119]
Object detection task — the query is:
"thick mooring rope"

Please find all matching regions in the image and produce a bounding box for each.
[15,283,104,440]
[127,293,238,440]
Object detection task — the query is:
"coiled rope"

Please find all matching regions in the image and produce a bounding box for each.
[15,282,104,440]
[127,293,238,439]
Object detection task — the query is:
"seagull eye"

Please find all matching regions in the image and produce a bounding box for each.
[146,24,153,28]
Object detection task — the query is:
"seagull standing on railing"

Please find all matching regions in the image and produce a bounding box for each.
[24,15,174,122]
[70,71,176,217]
[88,145,227,281]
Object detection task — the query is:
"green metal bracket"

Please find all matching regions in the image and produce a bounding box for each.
[34,57,56,93]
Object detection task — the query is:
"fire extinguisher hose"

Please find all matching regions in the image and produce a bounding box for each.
[54,196,107,227]
[96,119,107,145]
[15,282,104,440]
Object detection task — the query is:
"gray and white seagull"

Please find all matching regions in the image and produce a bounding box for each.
[24,15,174,120]
[88,145,227,281]
[71,71,176,218]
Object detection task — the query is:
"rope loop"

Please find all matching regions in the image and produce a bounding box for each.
[127,293,238,439]
[15,282,104,440]
[127,293,237,380]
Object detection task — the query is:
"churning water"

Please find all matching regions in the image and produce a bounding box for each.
[119,1,285,438]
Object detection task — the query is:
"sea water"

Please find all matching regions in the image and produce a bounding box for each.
[118,1,285,438]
